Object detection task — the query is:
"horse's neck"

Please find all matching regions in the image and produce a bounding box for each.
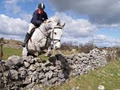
[39,24,46,33]
[33,23,50,40]
[39,23,51,35]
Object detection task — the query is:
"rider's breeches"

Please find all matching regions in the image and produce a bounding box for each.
[27,23,36,34]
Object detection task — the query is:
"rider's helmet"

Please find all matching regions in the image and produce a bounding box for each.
[38,3,45,10]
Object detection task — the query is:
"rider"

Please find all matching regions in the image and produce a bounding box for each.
[22,3,48,47]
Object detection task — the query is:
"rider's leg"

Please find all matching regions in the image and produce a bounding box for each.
[22,23,36,47]
[22,33,31,47]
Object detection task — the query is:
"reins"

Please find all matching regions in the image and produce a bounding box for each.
[38,23,61,48]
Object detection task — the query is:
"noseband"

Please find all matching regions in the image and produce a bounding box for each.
[51,26,62,42]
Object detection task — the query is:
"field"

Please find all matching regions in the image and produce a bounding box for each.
[3,47,22,60]
[46,60,120,90]
[2,47,120,90]
[2,47,49,60]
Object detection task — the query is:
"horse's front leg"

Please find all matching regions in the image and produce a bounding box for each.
[34,43,41,57]
[45,46,53,57]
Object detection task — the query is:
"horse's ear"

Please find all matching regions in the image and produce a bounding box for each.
[61,22,65,28]
[47,21,51,23]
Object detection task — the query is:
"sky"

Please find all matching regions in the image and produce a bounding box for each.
[0,0,120,47]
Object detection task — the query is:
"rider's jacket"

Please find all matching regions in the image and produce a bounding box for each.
[31,9,48,27]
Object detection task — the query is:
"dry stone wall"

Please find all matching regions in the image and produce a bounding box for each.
[0,48,107,89]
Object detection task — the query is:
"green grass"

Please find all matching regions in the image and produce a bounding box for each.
[2,47,49,60]
[3,47,22,60]
[46,59,120,90]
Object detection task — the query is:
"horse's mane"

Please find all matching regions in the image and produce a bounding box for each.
[47,16,60,23]
[46,16,65,28]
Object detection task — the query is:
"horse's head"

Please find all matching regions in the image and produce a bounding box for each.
[46,16,65,49]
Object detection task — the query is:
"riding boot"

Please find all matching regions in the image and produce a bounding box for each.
[22,33,31,47]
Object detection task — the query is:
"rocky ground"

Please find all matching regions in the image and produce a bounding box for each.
[0,48,108,90]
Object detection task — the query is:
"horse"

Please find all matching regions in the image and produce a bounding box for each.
[22,16,65,57]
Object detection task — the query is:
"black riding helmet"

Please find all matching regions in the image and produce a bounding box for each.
[38,3,45,10]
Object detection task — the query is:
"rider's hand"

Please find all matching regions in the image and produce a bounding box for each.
[44,20,46,23]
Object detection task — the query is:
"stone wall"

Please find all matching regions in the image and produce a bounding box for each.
[0,48,107,89]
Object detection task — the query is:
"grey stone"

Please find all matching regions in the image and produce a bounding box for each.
[45,70,53,79]
[71,86,79,90]
[8,55,21,65]
[30,59,35,64]
[49,77,58,84]
[9,70,18,80]
[52,71,58,77]
[49,66,56,70]
[29,65,37,71]
[45,60,52,67]
[23,56,33,63]
[0,73,2,78]
[36,67,42,72]
[98,85,105,90]
[35,62,40,67]
[33,58,41,63]
[23,76,32,85]
[31,71,38,82]
[3,71,9,77]
[18,67,25,71]
[5,60,13,69]
[40,77,48,85]
[39,73,45,80]
[24,61,30,68]
[19,69,27,79]
[28,71,33,75]
[26,82,35,89]
[58,72,64,79]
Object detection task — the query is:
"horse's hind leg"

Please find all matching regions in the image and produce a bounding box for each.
[22,47,28,57]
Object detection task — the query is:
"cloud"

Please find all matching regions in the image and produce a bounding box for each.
[50,0,120,26]
[3,0,35,14]
[0,13,96,43]
[0,13,119,47]
[0,14,28,40]
[55,13,96,42]
[94,35,107,42]
[93,35,120,47]
[4,0,21,14]
[20,13,32,22]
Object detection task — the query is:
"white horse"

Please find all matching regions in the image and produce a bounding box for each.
[22,16,65,57]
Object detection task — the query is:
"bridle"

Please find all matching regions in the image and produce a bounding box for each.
[38,24,62,44]
[51,27,62,43]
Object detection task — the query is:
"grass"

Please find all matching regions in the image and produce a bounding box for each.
[45,59,120,90]
[2,47,49,60]
[3,47,22,60]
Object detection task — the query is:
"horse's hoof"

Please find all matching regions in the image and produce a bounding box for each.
[34,52,39,56]
[45,53,51,57]
[47,54,52,57]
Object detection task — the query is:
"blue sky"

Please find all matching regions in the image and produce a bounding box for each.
[0,0,120,47]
